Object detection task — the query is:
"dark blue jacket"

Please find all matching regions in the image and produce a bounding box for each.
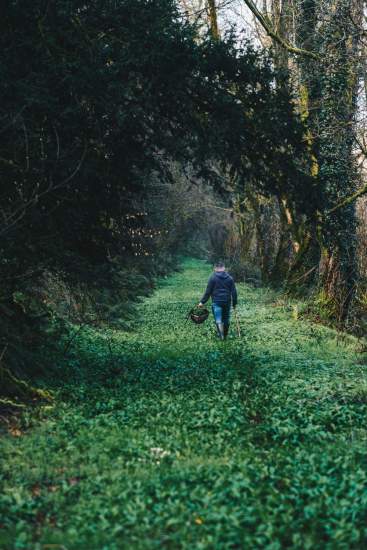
[201,271,237,307]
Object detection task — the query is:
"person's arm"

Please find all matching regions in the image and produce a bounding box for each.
[199,276,214,305]
[231,279,238,308]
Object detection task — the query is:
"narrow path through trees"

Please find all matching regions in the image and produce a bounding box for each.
[1,259,367,548]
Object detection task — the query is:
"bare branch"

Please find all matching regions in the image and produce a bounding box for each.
[0,106,27,135]
[56,140,88,188]
[326,183,367,216]
[0,141,88,237]
[22,122,30,171]
[242,0,320,60]
[53,124,60,161]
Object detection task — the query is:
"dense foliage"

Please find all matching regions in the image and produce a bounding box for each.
[1,0,307,384]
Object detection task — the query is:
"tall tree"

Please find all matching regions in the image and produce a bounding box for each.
[238,0,364,320]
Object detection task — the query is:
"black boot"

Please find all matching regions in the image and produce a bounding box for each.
[224,324,229,339]
[216,322,224,340]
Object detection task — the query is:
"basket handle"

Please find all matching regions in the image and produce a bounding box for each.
[185,306,194,322]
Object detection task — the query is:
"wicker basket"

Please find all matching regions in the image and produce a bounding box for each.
[188,307,209,324]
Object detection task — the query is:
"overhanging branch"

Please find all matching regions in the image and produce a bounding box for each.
[242,0,320,61]
[326,183,367,215]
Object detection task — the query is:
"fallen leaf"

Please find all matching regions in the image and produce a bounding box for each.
[68,477,80,486]
[31,484,41,497]
[9,427,22,437]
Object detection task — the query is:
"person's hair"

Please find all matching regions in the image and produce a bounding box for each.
[214,261,225,269]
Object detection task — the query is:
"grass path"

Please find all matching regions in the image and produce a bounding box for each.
[1,258,367,549]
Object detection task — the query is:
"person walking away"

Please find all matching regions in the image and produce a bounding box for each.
[198,261,237,340]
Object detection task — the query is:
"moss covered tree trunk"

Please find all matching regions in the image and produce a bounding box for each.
[316,0,360,320]
[294,0,361,320]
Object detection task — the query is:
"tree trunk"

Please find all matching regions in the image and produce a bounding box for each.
[207,0,220,39]
[294,0,361,320]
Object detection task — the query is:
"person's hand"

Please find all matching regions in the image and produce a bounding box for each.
[198,302,203,307]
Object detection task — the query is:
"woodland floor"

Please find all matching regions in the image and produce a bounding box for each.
[1,258,367,549]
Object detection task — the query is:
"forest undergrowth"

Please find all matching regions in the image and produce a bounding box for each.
[1,259,367,549]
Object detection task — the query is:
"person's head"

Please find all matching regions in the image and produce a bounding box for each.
[214,261,226,272]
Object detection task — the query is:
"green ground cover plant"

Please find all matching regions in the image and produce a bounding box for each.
[1,259,367,549]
